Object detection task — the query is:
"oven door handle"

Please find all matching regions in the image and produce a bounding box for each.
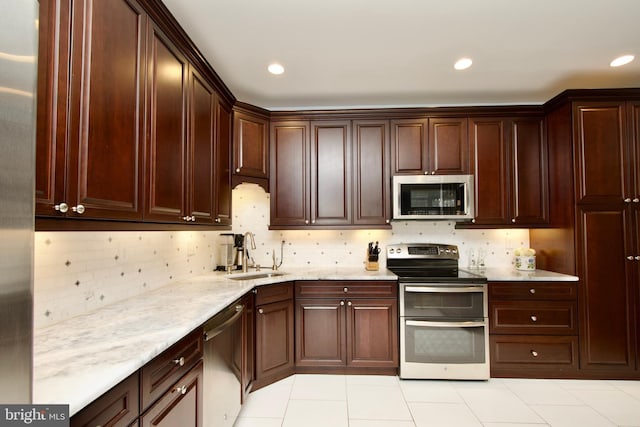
[406,320,486,328]
[404,285,485,293]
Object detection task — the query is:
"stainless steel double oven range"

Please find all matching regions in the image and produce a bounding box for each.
[386,243,489,380]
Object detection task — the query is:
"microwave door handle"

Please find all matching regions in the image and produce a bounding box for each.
[406,320,486,328]
[404,286,485,293]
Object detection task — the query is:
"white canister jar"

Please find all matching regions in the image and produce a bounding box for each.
[515,256,536,271]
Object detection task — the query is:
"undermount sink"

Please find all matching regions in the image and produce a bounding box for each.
[226,272,288,281]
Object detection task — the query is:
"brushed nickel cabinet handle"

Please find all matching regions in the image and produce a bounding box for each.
[71,204,85,214]
[173,356,185,366]
[54,202,69,213]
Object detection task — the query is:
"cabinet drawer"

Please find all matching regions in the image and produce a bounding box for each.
[489,281,576,300]
[295,281,397,299]
[71,372,139,427]
[489,301,577,334]
[255,282,293,305]
[141,328,203,411]
[490,335,578,369]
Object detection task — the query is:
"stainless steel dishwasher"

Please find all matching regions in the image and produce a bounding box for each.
[203,300,244,427]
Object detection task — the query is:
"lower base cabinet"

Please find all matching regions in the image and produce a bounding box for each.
[488,281,579,378]
[254,282,295,389]
[140,361,203,427]
[294,281,398,374]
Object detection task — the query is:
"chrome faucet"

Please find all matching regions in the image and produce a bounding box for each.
[242,232,256,272]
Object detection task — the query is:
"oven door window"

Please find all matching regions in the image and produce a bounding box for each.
[402,286,485,319]
[404,320,486,364]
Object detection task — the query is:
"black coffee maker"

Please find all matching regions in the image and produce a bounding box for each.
[232,233,245,270]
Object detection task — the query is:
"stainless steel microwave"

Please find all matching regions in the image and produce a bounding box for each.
[392,175,475,220]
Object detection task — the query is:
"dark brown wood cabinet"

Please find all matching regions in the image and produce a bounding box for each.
[233,105,270,191]
[37,0,146,220]
[70,373,139,427]
[270,120,390,228]
[241,291,255,401]
[294,281,398,374]
[254,282,295,389]
[488,281,579,378]
[469,116,548,226]
[391,117,468,175]
[352,120,391,226]
[531,92,640,379]
[140,361,203,427]
[35,0,234,229]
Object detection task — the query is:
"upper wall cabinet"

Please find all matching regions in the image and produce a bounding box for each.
[270,120,391,229]
[469,116,548,227]
[36,0,147,220]
[233,105,270,191]
[35,0,234,229]
[391,117,469,175]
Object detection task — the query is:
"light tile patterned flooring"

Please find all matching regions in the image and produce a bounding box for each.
[235,375,640,427]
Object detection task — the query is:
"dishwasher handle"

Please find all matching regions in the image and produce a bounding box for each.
[203,303,244,342]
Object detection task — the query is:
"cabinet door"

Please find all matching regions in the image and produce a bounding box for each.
[140,361,203,427]
[428,117,469,175]
[187,67,215,224]
[145,23,188,222]
[346,298,398,368]
[574,102,628,204]
[352,120,391,226]
[311,121,351,225]
[35,0,69,217]
[70,373,139,427]
[66,0,146,220]
[470,118,510,225]
[629,101,640,200]
[391,118,428,174]
[270,121,310,227]
[577,204,635,372]
[295,298,346,367]
[511,117,548,225]
[233,111,269,179]
[255,299,295,386]
[214,96,233,225]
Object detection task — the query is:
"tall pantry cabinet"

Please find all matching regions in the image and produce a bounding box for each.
[532,91,640,378]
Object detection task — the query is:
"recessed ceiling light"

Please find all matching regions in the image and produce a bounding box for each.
[268,63,285,75]
[610,55,635,67]
[454,58,473,70]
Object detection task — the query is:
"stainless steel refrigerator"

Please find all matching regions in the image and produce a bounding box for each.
[0,0,37,403]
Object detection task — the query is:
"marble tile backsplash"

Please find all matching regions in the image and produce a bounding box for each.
[33,183,528,328]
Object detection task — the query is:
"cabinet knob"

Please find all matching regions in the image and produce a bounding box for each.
[386,219,390,224]
[529,288,536,294]
[431,171,435,175]
[173,356,185,366]
[236,168,240,173]
[531,350,538,357]
[175,385,187,395]
[258,308,264,314]
[182,216,190,221]
[471,219,476,224]
[71,204,85,214]
[54,202,69,213]
[311,220,316,224]
[191,216,196,222]
[343,287,348,293]
[511,218,516,223]
[215,218,221,223]
[340,301,345,306]
[530,315,537,322]
[424,171,429,175]
[624,198,632,203]
[634,198,640,203]
[627,256,635,260]
[305,220,309,224]
[348,301,352,306]
[636,256,640,261]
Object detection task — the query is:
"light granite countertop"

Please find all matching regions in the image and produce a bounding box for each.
[32,265,576,415]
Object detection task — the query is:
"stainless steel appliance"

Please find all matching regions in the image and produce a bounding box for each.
[0,0,38,403]
[387,243,489,380]
[203,300,244,427]
[392,174,474,220]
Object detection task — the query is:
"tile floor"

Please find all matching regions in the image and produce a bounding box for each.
[235,375,640,427]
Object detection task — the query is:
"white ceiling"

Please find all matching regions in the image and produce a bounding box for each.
[162,0,640,110]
